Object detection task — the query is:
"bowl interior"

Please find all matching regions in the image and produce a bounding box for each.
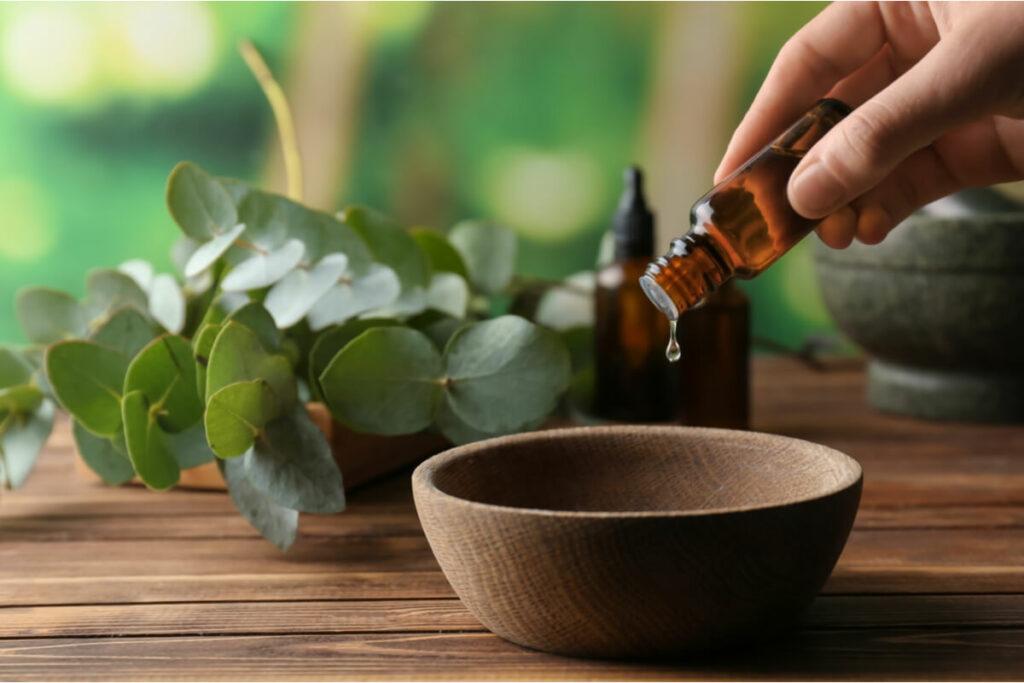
[428,427,861,514]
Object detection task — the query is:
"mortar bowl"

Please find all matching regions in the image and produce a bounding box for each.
[412,426,862,659]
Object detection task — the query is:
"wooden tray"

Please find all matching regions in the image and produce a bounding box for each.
[74,403,451,492]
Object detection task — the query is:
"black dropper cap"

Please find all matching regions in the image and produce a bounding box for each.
[612,165,655,261]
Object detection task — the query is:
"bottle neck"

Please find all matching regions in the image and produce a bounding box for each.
[638,232,734,320]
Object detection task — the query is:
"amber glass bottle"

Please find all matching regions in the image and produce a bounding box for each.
[594,167,674,422]
[677,280,749,428]
[640,98,852,322]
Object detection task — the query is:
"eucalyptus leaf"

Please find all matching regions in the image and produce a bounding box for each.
[410,228,468,277]
[118,259,155,292]
[320,327,443,435]
[205,380,278,459]
[220,456,298,551]
[184,222,246,277]
[426,272,469,319]
[448,221,517,295]
[16,288,87,344]
[124,336,203,433]
[237,190,372,268]
[149,274,185,334]
[225,301,280,351]
[245,409,345,514]
[0,399,54,488]
[221,238,305,292]
[192,322,220,399]
[86,269,149,321]
[218,176,253,207]
[433,397,544,446]
[166,161,238,240]
[306,264,401,331]
[534,271,595,331]
[443,315,570,434]
[411,313,465,352]
[343,206,430,291]
[264,253,349,329]
[122,390,179,491]
[46,341,130,437]
[72,419,134,485]
[89,307,158,358]
[0,384,43,415]
[0,348,32,388]
[361,285,426,319]
[198,292,250,328]
[307,318,398,399]
[167,420,216,469]
[206,322,296,410]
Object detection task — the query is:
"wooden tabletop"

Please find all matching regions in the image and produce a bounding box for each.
[2,357,1023,681]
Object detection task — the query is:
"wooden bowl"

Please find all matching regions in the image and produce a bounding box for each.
[412,426,862,658]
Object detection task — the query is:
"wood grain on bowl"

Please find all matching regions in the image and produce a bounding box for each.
[413,426,862,658]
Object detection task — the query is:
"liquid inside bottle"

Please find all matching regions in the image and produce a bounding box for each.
[640,98,852,323]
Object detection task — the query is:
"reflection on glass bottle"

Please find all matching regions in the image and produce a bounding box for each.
[640,98,852,322]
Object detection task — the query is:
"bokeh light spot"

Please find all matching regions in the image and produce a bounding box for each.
[484,149,605,242]
[116,2,216,93]
[1,6,99,103]
[0,178,56,261]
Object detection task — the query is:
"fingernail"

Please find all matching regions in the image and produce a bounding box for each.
[789,162,845,217]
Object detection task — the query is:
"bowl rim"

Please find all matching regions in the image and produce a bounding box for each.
[413,425,863,519]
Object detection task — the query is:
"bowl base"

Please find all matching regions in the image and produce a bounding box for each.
[868,360,1024,423]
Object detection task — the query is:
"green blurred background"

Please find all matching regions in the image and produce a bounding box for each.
[0,1,832,347]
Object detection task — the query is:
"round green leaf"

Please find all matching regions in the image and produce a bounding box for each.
[205,380,278,459]
[307,319,399,399]
[122,390,179,491]
[16,288,87,344]
[219,456,298,551]
[410,228,468,277]
[225,302,280,352]
[343,206,430,291]
[244,410,345,514]
[320,327,443,435]
[0,348,32,388]
[433,396,545,447]
[86,269,149,322]
[148,274,185,334]
[192,322,220,399]
[443,315,570,433]
[0,384,43,416]
[184,222,246,277]
[426,272,469,319]
[166,161,238,240]
[72,419,134,486]
[264,253,349,329]
[217,176,253,207]
[206,322,296,411]
[0,399,54,488]
[167,421,216,469]
[118,259,155,292]
[221,238,305,292]
[448,221,517,295]
[89,308,158,359]
[124,336,203,433]
[46,341,130,437]
[306,264,401,331]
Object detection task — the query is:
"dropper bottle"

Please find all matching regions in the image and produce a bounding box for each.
[594,166,674,422]
[639,98,852,346]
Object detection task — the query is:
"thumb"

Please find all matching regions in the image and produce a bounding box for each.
[787,40,985,219]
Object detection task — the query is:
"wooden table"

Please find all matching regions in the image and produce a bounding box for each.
[2,357,1023,680]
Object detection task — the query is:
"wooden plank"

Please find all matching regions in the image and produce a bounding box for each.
[0,537,438,579]
[854,505,1024,529]
[0,572,457,607]
[825,565,1024,595]
[0,600,483,638]
[0,629,1023,681]
[4,594,1023,640]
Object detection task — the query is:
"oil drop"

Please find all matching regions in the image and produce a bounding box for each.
[666,319,681,363]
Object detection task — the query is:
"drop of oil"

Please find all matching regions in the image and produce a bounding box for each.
[666,318,681,363]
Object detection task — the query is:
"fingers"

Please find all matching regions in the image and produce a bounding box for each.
[788,38,985,220]
[714,2,887,182]
[817,117,1024,248]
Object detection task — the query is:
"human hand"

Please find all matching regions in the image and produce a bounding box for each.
[715,2,1024,248]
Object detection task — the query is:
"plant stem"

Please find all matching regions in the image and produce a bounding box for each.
[239,38,304,203]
